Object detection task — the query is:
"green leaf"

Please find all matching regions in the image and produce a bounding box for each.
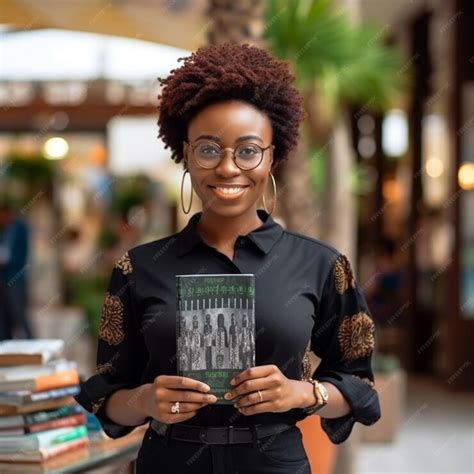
[264,0,406,113]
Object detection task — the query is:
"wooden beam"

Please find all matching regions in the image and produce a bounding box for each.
[0,102,156,132]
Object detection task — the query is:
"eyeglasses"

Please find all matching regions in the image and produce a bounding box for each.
[185,140,273,170]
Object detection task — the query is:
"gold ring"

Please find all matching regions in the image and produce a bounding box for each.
[257,390,263,403]
[171,401,180,414]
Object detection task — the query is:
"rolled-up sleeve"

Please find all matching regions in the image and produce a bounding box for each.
[74,251,149,439]
[309,252,381,444]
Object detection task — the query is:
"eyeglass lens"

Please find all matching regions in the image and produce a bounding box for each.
[193,142,264,170]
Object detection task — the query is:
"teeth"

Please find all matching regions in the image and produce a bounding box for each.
[214,187,245,194]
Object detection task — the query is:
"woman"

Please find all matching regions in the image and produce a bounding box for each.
[75,43,380,473]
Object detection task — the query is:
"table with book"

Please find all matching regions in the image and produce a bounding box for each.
[0,339,145,473]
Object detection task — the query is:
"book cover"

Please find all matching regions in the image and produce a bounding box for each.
[0,413,86,435]
[27,413,87,434]
[0,368,79,393]
[0,425,88,452]
[0,385,80,406]
[24,404,83,426]
[0,439,89,463]
[0,359,76,382]
[0,396,77,415]
[176,274,255,404]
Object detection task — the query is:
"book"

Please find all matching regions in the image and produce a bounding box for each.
[0,385,80,406]
[28,413,86,434]
[0,358,76,380]
[0,413,87,435]
[0,340,64,366]
[0,438,88,462]
[84,412,108,441]
[0,396,77,415]
[0,367,79,393]
[176,274,256,404]
[0,403,82,429]
[0,425,88,453]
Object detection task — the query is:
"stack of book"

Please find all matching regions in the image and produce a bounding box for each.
[0,339,89,464]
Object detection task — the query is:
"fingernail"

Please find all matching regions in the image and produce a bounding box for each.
[203,385,211,392]
[224,392,231,399]
[230,379,235,385]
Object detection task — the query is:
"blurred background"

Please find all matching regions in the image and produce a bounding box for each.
[0,0,472,473]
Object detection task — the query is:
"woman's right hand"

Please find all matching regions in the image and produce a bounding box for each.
[140,375,218,424]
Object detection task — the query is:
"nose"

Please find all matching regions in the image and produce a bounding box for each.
[214,148,241,177]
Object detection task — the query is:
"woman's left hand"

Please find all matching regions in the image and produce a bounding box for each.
[223,364,308,415]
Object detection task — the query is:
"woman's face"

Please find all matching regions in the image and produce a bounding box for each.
[183,100,274,218]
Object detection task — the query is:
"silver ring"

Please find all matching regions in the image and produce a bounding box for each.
[257,390,263,403]
[171,401,180,414]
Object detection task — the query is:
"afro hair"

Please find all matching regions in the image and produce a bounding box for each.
[157,42,305,167]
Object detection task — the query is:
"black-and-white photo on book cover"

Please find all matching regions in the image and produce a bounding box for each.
[176,274,255,403]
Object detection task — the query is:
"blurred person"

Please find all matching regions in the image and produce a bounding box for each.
[60,226,94,304]
[0,201,33,340]
[365,238,406,353]
[101,214,140,271]
[365,238,405,322]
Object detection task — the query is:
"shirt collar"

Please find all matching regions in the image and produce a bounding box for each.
[177,209,283,257]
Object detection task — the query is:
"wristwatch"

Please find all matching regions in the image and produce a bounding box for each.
[302,378,329,414]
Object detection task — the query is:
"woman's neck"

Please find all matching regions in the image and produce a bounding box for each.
[196,208,264,249]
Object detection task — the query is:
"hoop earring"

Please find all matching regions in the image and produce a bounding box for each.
[262,172,277,215]
[180,169,193,214]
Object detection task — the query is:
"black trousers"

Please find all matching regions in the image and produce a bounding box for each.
[135,424,311,474]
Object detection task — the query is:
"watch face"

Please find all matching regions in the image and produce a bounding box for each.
[319,383,329,402]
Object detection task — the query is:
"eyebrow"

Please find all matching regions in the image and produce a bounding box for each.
[195,134,264,143]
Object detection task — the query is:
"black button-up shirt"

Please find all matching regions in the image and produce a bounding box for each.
[75,208,380,444]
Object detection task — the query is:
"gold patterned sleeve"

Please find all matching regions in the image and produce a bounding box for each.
[309,253,381,444]
[74,251,149,439]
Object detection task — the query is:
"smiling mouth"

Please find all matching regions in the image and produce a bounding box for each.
[208,185,249,198]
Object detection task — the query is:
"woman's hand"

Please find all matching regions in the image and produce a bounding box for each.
[223,364,309,415]
[139,375,218,424]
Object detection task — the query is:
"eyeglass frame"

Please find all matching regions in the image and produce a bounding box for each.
[183,140,274,171]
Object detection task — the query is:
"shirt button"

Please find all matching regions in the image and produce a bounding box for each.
[237,237,245,247]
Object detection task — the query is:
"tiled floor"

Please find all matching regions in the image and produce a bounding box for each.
[356,376,474,474]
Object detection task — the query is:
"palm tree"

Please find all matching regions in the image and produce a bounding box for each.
[264,0,404,260]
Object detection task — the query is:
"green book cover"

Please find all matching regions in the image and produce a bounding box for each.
[24,404,82,426]
[176,274,255,404]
